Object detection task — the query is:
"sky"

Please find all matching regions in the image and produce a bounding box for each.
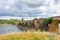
[0,0,60,20]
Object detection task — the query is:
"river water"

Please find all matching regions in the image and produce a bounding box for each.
[0,25,22,34]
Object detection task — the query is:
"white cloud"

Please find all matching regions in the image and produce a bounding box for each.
[7,0,15,5]
[0,16,35,20]
[4,6,11,10]
[38,6,47,12]
[0,0,60,20]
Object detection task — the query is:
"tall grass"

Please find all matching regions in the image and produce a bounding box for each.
[0,31,60,40]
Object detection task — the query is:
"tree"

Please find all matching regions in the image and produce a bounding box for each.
[39,17,52,31]
[45,17,52,24]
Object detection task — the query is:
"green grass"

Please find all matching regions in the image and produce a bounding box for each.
[0,31,59,40]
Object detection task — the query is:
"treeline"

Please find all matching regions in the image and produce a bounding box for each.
[0,19,21,25]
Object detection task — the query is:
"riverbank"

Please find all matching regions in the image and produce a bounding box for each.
[0,31,60,40]
[0,19,21,26]
[0,24,13,26]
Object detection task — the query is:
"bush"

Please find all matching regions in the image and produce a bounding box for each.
[45,17,52,24]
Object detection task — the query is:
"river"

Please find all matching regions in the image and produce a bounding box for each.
[0,25,22,34]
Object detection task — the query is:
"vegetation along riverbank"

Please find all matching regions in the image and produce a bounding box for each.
[0,19,21,26]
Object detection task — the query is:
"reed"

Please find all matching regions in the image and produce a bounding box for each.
[0,31,59,40]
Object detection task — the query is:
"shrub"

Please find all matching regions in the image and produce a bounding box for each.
[45,17,52,24]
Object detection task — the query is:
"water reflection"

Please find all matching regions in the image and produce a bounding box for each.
[0,25,21,34]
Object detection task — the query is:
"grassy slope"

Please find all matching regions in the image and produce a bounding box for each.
[0,32,60,40]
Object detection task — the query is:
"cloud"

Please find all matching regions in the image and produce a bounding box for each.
[21,0,45,8]
[0,0,60,19]
[0,16,35,20]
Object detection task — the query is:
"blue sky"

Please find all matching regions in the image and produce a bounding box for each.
[0,0,60,20]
